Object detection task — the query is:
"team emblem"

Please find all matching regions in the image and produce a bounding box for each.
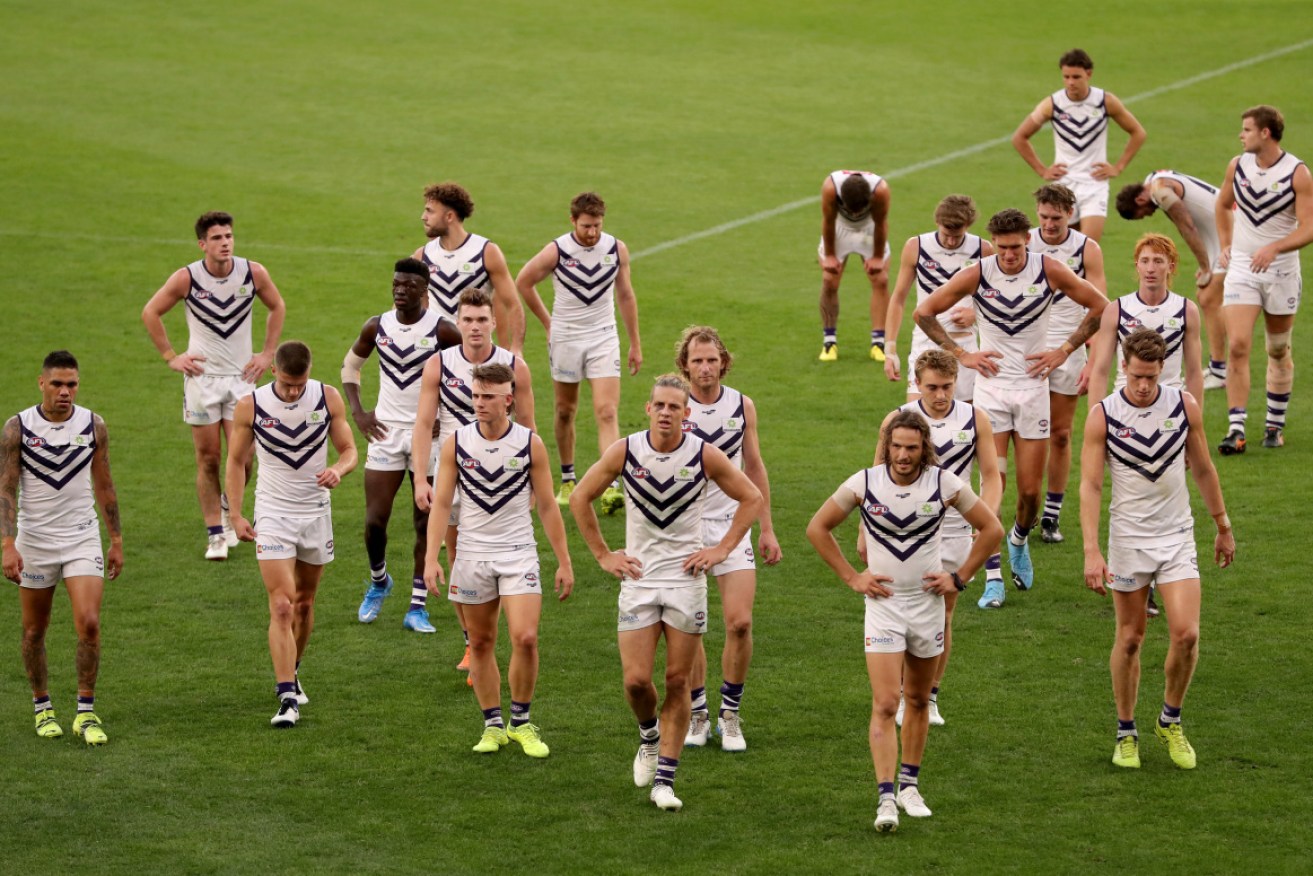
[602,255,616,266]
[506,458,522,471]
[459,263,475,273]
[919,502,936,516]
[309,412,323,423]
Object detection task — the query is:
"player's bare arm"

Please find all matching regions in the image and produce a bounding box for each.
[1215,157,1240,267]
[864,183,891,276]
[1084,300,1123,405]
[513,243,558,339]
[318,386,358,489]
[819,177,841,272]
[1252,164,1313,272]
[1027,257,1108,378]
[569,438,642,580]
[1181,392,1235,568]
[484,243,525,353]
[422,438,459,592]
[882,236,920,381]
[683,444,763,576]
[512,356,537,433]
[1091,94,1147,181]
[1078,404,1111,594]
[90,415,123,580]
[1012,97,1067,180]
[529,435,574,600]
[913,265,1002,375]
[1154,180,1214,282]
[224,396,257,541]
[341,317,386,441]
[142,269,206,377]
[740,396,782,565]
[806,490,894,599]
[0,416,21,582]
[615,241,643,375]
[246,262,286,383]
[411,356,444,511]
[974,410,1002,512]
[1182,301,1205,403]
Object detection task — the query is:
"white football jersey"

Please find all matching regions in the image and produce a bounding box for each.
[1145,170,1221,262]
[829,170,884,224]
[16,405,98,539]
[912,230,984,341]
[1231,151,1305,273]
[452,421,535,559]
[1100,386,1193,548]
[683,386,746,521]
[184,257,256,376]
[550,231,621,341]
[973,252,1057,390]
[900,399,977,538]
[435,345,517,446]
[622,431,707,584]
[252,380,332,519]
[374,309,445,427]
[838,464,966,596]
[1112,291,1189,390]
[1050,86,1108,180]
[1028,227,1091,338]
[421,233,492,320]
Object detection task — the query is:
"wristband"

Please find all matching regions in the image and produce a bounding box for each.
[1216,514,1232,532]
[163,349,176,362]
[1060,341,1074,355]
[951,571,966,591]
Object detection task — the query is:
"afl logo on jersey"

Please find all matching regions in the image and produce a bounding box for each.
[924,260,940,271]
[1116,428,1135,438]
[1057,112,1071,122]
[24,437,45,448]
[1124,318,1142,329]
[194,291,211,300]
[562,259,579,268]
[378,337,393,347]
[445,378,464,389]
[681,420,695,433]
[864,502,889,516]
[633,467,651,480]
[461,458,479,470]
[259,417,279,428]
[980,289,999,299]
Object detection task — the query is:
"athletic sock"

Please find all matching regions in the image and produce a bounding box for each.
[654,756,679,788]
[77,695,94,714]
[870,329,886,350]
[638,717,659,745]
[719,680,744,714]
[898,763,920,792]
[1209,359,1227,379]
[690,686,708,715]
[482,706,504,729]
[560,464,575,484]
[985,553,1003,580]
[1117,718,1137,739]
[1042,492,1063,524]
[1228,407,1247,436]
[823,327,837,346]
[462,629,470,647]
[877,781,896,803]
[275,681,297,702]
[409,578,427,611]
[33,695,52,714]
[1158,703,1182,728]
[929,686,939,703]
[510,700,531,728]
[1009,522,1032,547]
[206,524,224,537]
[370,561,388,585]
[1266,391,1290,430]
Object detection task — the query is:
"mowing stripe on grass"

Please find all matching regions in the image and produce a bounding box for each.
[629,37,1313,261]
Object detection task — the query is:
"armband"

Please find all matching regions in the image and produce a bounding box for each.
[1151,183,1181,211]
[341,350,367,386]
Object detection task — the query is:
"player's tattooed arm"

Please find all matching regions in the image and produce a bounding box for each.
[91,416,122,542]
[0,416,20,541]
[1064,307,1104,352]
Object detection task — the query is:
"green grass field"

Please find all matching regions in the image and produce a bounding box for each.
[3,2,1312,873]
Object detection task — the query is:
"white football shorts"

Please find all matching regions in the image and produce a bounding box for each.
[617,581,708,635]
[446,552,542,604]
[864,591,945,659]
[254,514,335,565]
[183,374,255,425]
[366,422,439,476]
[16,529,103,589]
[974,380,1050,440]
[703,517,755,577]
[1223,263,1302,316]
[1107,539,1199,592]
[549,332,621,383]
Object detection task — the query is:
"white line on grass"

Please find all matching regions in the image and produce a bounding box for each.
[629,37,1313,261]
[0,228,400,258]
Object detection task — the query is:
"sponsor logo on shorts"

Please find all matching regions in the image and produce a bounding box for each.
[449,584,458,595]
[612,359,621,369]
[325,540,334,552]
[459,587,479,598]
[94,556,104,569]
[22,571,46,583]
[619,612,640,624]
[1038,419,1049,430]
[695,611,706,621]
[866,635,893,646]
[257,543,289,555]
[745,547,754,560]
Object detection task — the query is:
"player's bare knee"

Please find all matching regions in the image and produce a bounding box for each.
[1170,624,1199,653]
[724,614,752,640]
[468,629,496,653]
[195,448,222,476]
[872,695,899,721]
[510,627,538,651]
[554,402,577,425]
[1115,629,1143,656]
[1266,330,1292,361]
[269,597,294,625]
[663,668,690,699]
[623,675,653,701]
[74,613,101,643]
[1051,427,1072,451]
[903,688,930,711]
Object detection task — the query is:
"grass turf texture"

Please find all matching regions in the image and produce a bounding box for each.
[2,1,1311,872]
